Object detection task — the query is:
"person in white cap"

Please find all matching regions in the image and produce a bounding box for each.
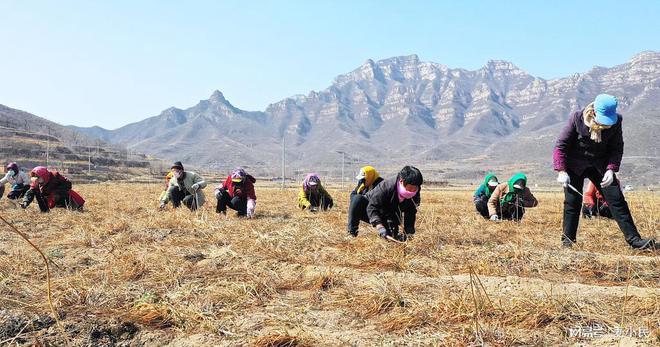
[472,173,499,218]
[553,94,656,250]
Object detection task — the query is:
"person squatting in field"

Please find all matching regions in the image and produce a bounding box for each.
[346,165,384,236]
[298,173,333,211]
[0,162,30,200]
[554,94,656,249]
[487,173,538,222]
[21,166,85,212]
[351,165,422,242]
[159,161,207,211]
[473,173,499,218]
[214,167,257,218]
[582,180,616,219]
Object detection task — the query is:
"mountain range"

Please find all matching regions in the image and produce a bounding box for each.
[59,51,660,184]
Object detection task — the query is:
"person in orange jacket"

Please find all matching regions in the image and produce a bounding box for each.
[582,180,615,219]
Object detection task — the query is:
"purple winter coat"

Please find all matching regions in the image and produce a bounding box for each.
[552,109,624,176]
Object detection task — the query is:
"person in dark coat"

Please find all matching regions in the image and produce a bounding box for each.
[553,94,656,249]
[347,165,384,236]
[361,165,423,241]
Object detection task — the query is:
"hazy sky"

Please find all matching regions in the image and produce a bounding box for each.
[1,0,659,129]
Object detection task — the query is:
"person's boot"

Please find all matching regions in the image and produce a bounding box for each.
[347,229,358,237]
[561,239,575,248]
[630,238,657,250]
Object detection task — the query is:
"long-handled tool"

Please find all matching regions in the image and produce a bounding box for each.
[566,183,583,197]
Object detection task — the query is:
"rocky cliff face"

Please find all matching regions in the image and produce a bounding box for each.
[70,51,660,183]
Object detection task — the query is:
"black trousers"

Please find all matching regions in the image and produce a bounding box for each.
[216,190,247,216]
[0,184,29,200]
[499,201,526,221]
[309,193,332,210]
[474,198,489,218]
[347,194,370,234]
[171,187,199,211]
[347,194,401,236]
[563,167,640,245]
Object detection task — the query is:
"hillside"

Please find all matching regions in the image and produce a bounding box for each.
[70,52,660,185]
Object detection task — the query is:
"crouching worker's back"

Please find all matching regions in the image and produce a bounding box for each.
[20,166,85,212]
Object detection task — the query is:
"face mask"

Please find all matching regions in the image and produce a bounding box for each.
[397,181,418,200]
[8,170,17,178]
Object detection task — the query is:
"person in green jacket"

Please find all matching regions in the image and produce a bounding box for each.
[159,161,207,211]
[473,173,499,218]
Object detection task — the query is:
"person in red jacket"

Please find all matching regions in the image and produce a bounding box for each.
[214,167,257,217]
[21,166,84,212]
[582,180,615,219]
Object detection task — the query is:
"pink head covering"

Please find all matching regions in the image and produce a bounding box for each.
[302,173,321,192]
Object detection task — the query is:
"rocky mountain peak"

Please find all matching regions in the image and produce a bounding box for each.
[209,90,228,104]
[629,50,660,65]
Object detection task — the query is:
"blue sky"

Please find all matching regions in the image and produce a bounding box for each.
[1,0,659,129]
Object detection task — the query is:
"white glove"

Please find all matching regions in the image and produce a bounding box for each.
[556,171,570,187]
[490,215,499,221]
[247,199,256,218]
[191,183,200,191]
[601,169,614,188]
[159,202,166,209]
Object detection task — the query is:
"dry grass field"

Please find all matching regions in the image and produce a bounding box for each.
[0,182,658,346]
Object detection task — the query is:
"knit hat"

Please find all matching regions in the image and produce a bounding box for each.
[171,161,184,170]
[594,94,618,126]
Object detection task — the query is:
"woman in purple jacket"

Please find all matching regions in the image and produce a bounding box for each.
[553,94,656,250]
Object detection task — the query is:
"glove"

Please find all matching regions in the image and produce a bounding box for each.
[601,169,614,188]
[557,171,570,187]
[376,224,388,238]
[20,202,27,209]
[159,202,166,210]
[247,199,256,218]
[490,215,499,221]
[215,188,225,199]
[191,183,200,191]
